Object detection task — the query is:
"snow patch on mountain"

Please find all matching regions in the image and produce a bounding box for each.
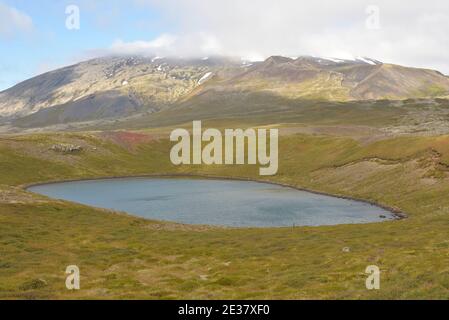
[355,56,378,65]
[198,72,213,85]
[322,57,345,63]
[151,56,163,63]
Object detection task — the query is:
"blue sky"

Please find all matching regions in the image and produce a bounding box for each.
[0,0,171,90]
[1,0,448,91]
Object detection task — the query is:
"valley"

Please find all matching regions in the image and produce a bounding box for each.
[1,55,449,300]
[0,120,448,299]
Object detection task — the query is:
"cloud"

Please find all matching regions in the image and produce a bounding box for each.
[0,3,34,38]
[110,34,177,55]
[102,33,225,58]
[119,0,449,72]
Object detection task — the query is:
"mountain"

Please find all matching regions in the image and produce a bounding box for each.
[200,56,449,101]
[0,56,241,118]
[1,55,449,130]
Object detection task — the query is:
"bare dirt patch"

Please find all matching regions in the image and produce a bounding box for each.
[0,185,49,204]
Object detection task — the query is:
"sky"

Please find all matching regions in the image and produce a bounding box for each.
[1,0,448,91]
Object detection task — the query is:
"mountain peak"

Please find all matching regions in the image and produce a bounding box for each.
[1,54,449,130]
[264,56,295,64]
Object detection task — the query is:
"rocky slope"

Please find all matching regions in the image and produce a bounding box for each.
[1,55,449,129]
[0,56,242,119]
[199,56,449,101]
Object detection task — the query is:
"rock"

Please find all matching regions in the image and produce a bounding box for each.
[20,278,48,291]
[50,144,82,153]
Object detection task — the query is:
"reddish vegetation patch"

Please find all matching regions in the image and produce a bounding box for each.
[99,131,156,150]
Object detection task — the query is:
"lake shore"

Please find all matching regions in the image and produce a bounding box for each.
[23,173,408,222]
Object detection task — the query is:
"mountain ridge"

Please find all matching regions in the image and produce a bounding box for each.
[1,55,449,130]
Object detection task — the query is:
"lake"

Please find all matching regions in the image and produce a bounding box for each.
[28,177,395,227]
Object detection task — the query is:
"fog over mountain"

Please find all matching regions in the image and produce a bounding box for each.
[115,0,449,73]
[1,0,448,92]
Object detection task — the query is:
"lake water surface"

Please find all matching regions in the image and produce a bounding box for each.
[28,177,395,227]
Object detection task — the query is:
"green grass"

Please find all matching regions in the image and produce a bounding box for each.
[80,95,418,131]
[0,131,448,299]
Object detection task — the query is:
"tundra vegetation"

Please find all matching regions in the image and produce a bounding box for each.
[1,50,449,301]
[0,118,448,299]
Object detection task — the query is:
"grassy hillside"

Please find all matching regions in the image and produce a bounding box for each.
[73,96,449,133]
[0,129,448,299]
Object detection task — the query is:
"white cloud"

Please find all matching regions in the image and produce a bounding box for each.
[109,34,177,55]
[0,3,34,38]
[123,0,449,73]
[87,32,224,59]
